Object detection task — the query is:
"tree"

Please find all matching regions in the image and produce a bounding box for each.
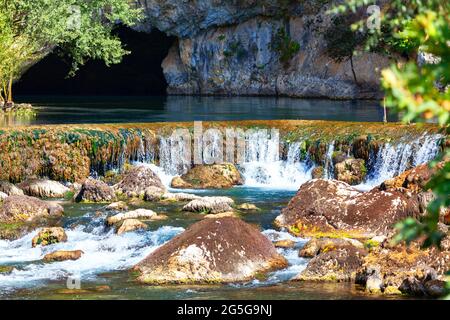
[333,0,449,296]
[0,0,142,107]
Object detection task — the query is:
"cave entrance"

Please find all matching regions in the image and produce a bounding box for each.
[15,27,176,96]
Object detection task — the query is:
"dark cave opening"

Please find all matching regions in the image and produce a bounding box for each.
[15,27,176,96]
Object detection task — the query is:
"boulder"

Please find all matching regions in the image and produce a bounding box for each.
[18,179,69,198]
[237,203,260,211]
[160,192,201,202]
[116,219,148,235]
[43,250,84,262]
[0,195,64,223]
[334,158,367,185]
[74,178,115,203]
[183,196,234,214]
[104,201,129,211]
[0,265,14,274]
[143,186,166,201]
[276,179,420,238]
[273,239,296,248]
[294,246,367,282]
[114,165,166,197]
[171,163,243,189]
[0,181,24,196]
[32,227,67,247]
[106,208,160,226]
[133,217,288,284]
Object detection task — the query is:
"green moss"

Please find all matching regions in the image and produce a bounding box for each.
[0,222,25,240]
[0,265,13,274]
[364,239,380,249]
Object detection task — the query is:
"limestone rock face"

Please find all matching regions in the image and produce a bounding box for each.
[171,163,243,189]
[32,227,67,247]
[133,217,288,284]
[18,179,69,198]
[183,196,234,214]
[334,158,366,185]
[276,179,420,238]
[0,181,24,196]
[114,165,166,197]
[0,195,63,223]
[43,250,84,262]
[160,13,388,99]
[75,178,115,203]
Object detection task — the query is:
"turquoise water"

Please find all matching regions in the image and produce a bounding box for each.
[6,95,397,126]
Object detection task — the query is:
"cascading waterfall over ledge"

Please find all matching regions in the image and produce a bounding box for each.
[0,121,445,189]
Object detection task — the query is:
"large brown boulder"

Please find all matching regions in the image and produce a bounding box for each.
[18,179,69,198]
[114,165,166,197]
[276,179,420,238]
[74,178,115,203]
[0,195,63,223]
[380,163,436,193]
[43,250,84,262]
[133,217,287,284]
[334,158,367,185]
[171,163,243,189]
[182,196,235,214]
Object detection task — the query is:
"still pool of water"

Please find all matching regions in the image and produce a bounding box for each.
[2,95,397,127]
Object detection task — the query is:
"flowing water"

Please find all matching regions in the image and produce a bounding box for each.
[0,123,442,299]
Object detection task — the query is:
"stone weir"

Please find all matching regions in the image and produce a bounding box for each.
[0,120,445,183]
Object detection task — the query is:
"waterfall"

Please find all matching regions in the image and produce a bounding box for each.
[147,130,442,191]
[364,133,442,187]
[324,141,335,179]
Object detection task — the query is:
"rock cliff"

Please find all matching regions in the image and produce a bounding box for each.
[136,0,389,99]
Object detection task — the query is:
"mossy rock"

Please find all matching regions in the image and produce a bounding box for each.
[0,265,14,274]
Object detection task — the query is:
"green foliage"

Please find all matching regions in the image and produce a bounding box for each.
[0,0,142,102]
[271,27,300,66]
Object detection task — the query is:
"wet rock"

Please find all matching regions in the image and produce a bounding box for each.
[298,238,362,258]
[331,151,348,165]
[133,217,288,284]
[237,203,260,211]
[276,179,420,238]
[116,219,147,235]
[18,179,69,198]
[424,279,446,297]
[171,163,243,189]
[399,276,428,296]
[32,227,67,247]
[363,265,383,293]
[106,208,159,226]
[311,166,324,179]
[104,201,129,211]
[294,246,367,282]
[0,195,64,223]
[273,239,296,248]
[334,158,367,185]
[43,250,84,262]
[183,196,234,214]
[74,178,115,203]
[0,181,24,196]
[114,165,165,198]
